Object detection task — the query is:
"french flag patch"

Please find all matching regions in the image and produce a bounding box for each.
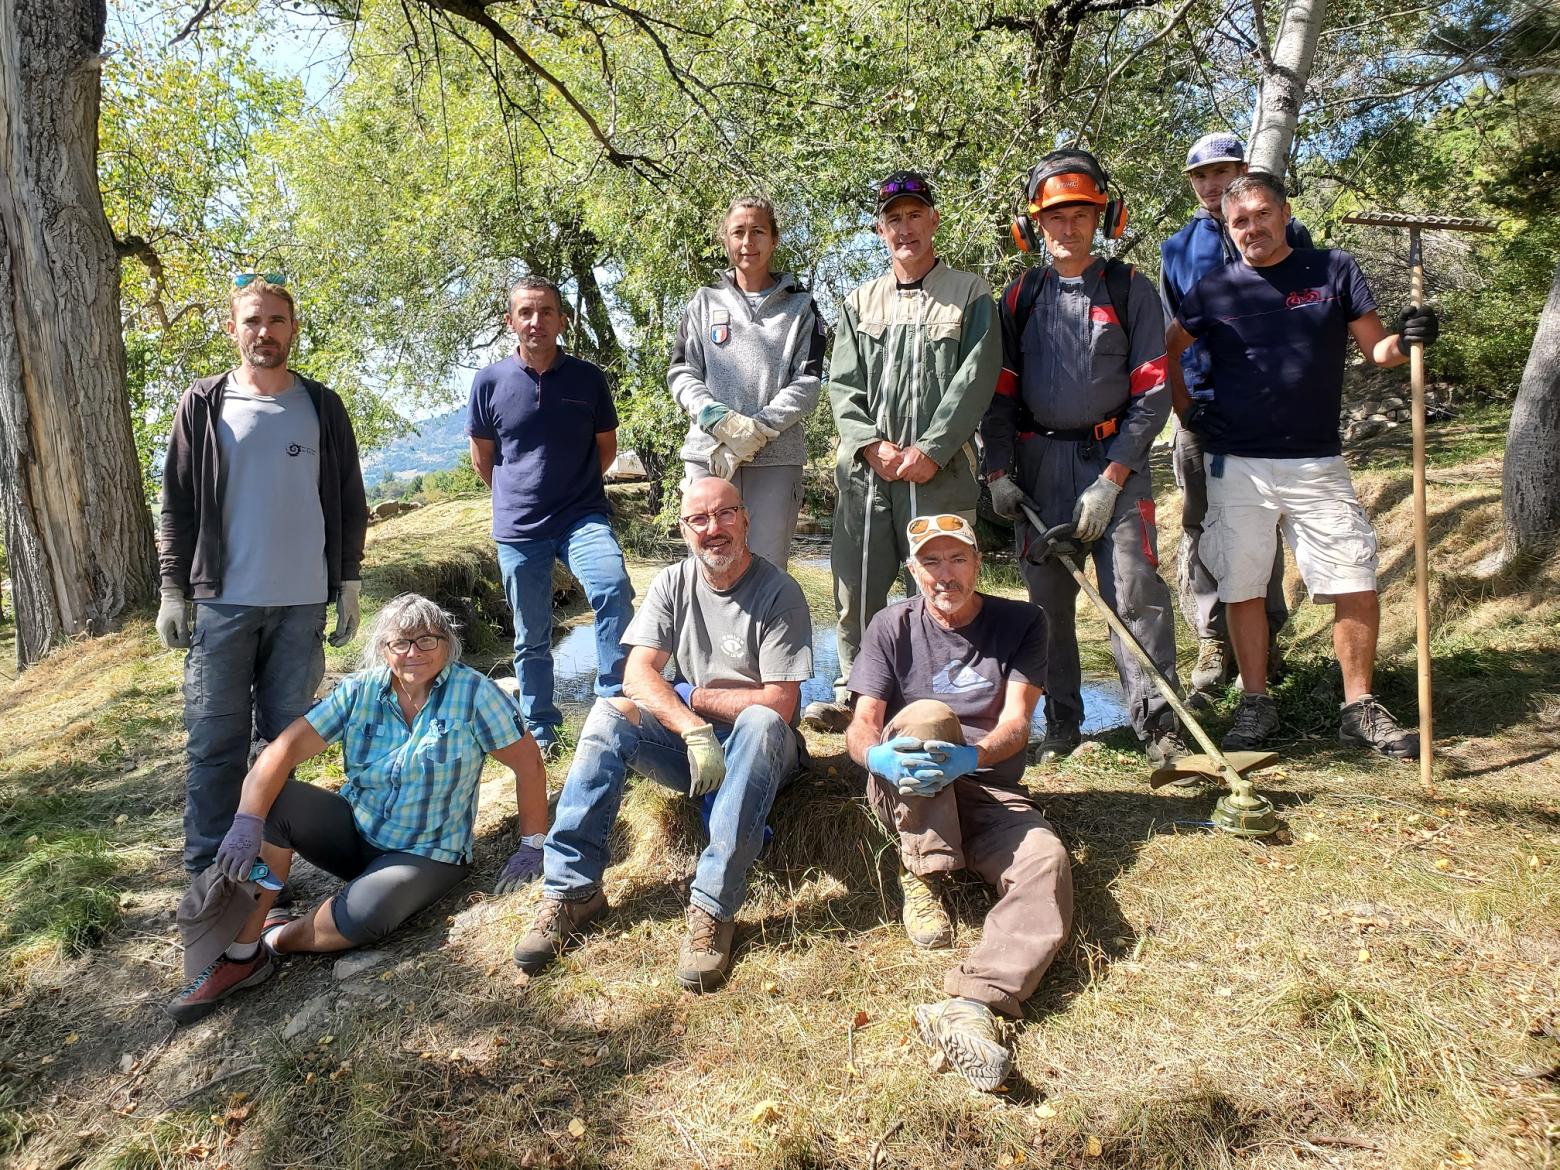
[710,308,731,345]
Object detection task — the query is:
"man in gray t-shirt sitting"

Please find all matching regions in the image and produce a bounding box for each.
[513,477,813,992]
[846,514,1073,1093]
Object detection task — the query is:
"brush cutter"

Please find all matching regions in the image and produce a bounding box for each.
[1019,505,1280,838]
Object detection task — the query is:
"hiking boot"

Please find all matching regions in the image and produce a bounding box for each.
[1222,693,1279,751]
[512,890,608,973]
[1190,638,1230,693]
[676,905,735,993]
[1145,727,1192,769]
[899,867,953,949]
[913,997,1012,1092]
[800,700,851,733]
[1339,695,1420,760]
[1033,722,1081,764]
[164,950,274,1025]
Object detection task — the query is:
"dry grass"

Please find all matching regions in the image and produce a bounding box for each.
[0,427,1556,1169]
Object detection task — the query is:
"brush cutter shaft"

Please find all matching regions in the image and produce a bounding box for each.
[1342,212,1497,232]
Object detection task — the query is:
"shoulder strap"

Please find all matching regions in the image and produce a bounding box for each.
[1005,266,1049,339]
[1102,258,1134,343]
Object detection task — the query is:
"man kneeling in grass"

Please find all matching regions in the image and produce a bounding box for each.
[845,515,1073,1091]
[166,594,548,1024]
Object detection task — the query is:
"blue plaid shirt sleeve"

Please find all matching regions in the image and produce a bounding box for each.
[305,674,362,745]
[469,676,526,754]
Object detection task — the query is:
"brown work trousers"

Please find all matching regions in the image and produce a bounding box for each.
[870,699,1074,1017]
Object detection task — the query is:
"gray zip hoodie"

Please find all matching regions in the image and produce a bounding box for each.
[667,270,827,468]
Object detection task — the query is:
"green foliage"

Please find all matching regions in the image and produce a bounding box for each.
[420,453,487,502]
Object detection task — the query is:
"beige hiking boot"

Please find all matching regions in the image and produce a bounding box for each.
[899,867,953,949]
[913,997,1012,1091]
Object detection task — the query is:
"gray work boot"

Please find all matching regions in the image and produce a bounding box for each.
[512,890,607,973]
[1222,693,1279,751]
[1033,722,1081,763]
[1190,637,1230,693]
[1338,694,1419,760]
[1145,727,1191,769]
[913,997,1012,1091]
[800,700,852,733]
[899,866,953,949]
[676,905,736,992]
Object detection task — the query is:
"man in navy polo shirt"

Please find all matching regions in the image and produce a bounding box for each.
[1165,172,1439,758]
[1159,134,1313,703]
[468,276,634,758]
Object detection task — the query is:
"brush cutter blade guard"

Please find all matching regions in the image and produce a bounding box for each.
[1024,521,1086,565]
[1149,751,1278,791]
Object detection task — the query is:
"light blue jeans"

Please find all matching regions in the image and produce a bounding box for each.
[543,700,801,921]
[496,514,632,739]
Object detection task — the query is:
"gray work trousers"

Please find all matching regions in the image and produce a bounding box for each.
[867,700,1073,1017]
[1013,436,1178,739]
[684,461,804,570]
[831,453,979,680]
[1173,426,1288,641]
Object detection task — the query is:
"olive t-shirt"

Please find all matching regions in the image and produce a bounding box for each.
[623,555,813,727]
[849,595,1048,789]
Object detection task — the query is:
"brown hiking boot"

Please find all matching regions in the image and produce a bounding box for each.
[512,890,608,973]
[913,997,1012,1091]
[676,905,736,992]
[899,867,953,949]
[164,950,274,1025]
[1190,638,1230,693]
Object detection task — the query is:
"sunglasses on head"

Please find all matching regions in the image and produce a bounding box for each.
[908,514,968,537]
[233,272,287,289]
[878,175,931,199]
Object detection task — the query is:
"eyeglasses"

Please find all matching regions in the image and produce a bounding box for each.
[385,634,446,654]
[679,505,745,532]
[233,272,287,289]
[907,514,969,537]
[878,175,932,200]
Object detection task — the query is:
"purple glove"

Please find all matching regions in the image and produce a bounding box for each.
[495,844,544,894]
[674,682,695,706]
[214,812,265,882]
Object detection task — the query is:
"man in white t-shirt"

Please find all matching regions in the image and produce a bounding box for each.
[513,477,813,992]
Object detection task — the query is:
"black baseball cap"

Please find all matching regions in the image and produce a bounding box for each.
[875,171,935,214]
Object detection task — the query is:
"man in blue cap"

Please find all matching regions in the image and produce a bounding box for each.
[1159,133,1312,705]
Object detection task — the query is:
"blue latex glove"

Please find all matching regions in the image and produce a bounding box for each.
[674,681,696,706]
[866,736,941,787]
[923,741,980,781]
[214,812,265,882]
[696,402,731,430]
[494,844,543,894]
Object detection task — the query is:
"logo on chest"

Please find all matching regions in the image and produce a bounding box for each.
[710,308,731,346]
[719,633,746,658]
[1285,289,1324,309]
[931,662,993,696]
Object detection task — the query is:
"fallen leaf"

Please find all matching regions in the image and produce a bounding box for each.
[762,980,779,995]
[1086,1135,1103,1157]
[567,1117,586,1139]
[852,1010,869,1028]
[1214,987,1233,998]
[1435,858,1452,871]
[1035,1102,1056,1118]
[64,1033,79,1046]
[115,814,129,825]
[750,1099,783,1126]
[1358,948,1371,962]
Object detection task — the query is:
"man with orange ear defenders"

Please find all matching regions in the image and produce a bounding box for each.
[980,150,1186,768]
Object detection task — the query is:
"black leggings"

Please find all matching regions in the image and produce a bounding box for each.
[263,780,469,946]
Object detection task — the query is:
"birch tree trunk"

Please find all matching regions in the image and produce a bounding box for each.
[0,0,155,669]
[1498,261,1560,568]
[1247,0,1328,179]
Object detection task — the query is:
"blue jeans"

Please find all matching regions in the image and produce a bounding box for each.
[183,602,326,873]
[543,700,801,920]
[496,514,632,738]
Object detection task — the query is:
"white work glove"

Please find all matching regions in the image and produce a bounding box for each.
[156,586,191,649]
[329,580,362,647]
[707,443,741,480]
[1071,476,1123,543]
[710,412,779,463]
[682,723,726,797]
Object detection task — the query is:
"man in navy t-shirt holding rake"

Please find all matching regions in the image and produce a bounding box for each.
[468,276,634,759]
[1165,172,1439,758]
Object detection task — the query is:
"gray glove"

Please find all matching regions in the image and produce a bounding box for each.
[214,812,265,882]
[707,442,741,480]
[156,586,190,649]
[682,723,726,797]
[709,412,778,462]
[1071,476,1122,543]
[988,474,1036,521]
[329,580,362,647]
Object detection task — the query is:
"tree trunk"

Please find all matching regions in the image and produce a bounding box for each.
[0,0,155,668]
[1247,0,1328,179]
[1499,261,1560,568]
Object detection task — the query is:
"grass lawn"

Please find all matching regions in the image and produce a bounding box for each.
[0,415,1555,1170]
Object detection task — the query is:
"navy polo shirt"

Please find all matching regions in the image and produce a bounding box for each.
[1177,248,1377,459]
[465,351,618,541]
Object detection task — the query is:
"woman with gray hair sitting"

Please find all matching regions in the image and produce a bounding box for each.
[166,593,547,1023]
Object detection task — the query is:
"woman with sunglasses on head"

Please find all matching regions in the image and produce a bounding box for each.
[667,195,828,569]
[166,593,547,1023]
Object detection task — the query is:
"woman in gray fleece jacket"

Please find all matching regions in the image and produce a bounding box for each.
[667,195,827,568]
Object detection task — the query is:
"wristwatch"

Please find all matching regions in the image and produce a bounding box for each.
[519,832,547,849]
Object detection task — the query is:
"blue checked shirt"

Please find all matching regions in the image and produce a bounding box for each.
[305,662,525,864]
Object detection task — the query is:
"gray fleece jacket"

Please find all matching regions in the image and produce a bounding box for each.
[667,271,827,467]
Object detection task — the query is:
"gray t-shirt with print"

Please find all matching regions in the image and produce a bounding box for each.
[623,554,813,727]
[211,379,328,607]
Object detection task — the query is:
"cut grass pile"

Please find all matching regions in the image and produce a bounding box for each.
[0,420,1556,1169]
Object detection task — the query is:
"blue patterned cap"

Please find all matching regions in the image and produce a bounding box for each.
[1184,133,1245,172]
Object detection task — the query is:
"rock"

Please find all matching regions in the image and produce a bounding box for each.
[1353,399,1381,420]
[1072,739,1103,757]
[119,1053,135,1074]
[333,950,391,980]
[1345,419,1389,443]
[1381,396,1406,410]
[1368,412,1390,422]
[281,993,333,1040]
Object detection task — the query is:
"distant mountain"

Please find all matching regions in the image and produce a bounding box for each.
[361,409,468,484]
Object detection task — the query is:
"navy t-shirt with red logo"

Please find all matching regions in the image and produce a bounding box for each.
[1176,248,1377,458]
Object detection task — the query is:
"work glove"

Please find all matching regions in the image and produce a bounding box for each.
[1396,306,1440,355]
[214,812,266,883]
[329,580,362,647]
[1183,401,1227,444]
[682,723,726,797]
[865,736,942,790]
[988,473,1037,522]
[706,443,741,480]
[156,586,191,649]
[707,409,779,462]
[494,844,544,894]
[674,681,696,706]
[1071,476,1123,543]
[922,741,980,781]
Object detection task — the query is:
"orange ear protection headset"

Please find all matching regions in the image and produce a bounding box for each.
[1010,149,1129,252]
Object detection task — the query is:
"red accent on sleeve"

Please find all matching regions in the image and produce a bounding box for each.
[1129,355,1167,396]
[1004,282,1023,315]
[1136,499,1158,568]
[1090,304,1120,326]
[995,369,1019,398]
